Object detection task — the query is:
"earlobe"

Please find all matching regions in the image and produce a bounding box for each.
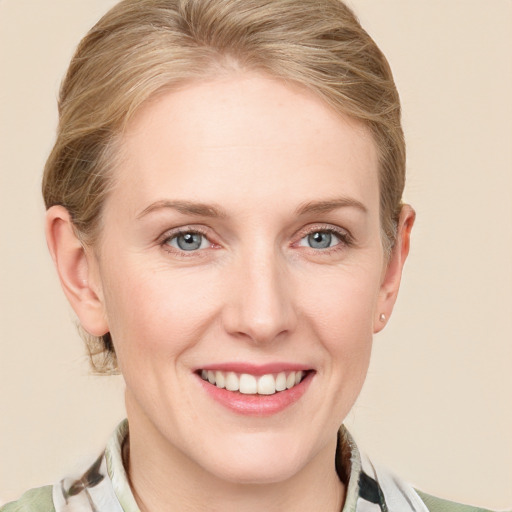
[373,205,415,333]
[45,206,109,337]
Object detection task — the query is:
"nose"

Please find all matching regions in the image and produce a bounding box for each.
[222,248,297,345]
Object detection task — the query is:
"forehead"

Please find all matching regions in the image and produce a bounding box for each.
[113,72,379,216]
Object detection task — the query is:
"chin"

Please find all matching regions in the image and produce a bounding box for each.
[207,456,303,486]
[195,431,316,485]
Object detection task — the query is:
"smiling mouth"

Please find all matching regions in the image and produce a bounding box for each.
[199,369,310,396]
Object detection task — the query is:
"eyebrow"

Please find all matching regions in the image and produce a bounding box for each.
[137,196,367,220]
[136,200,228,220]
[295,197,368,216]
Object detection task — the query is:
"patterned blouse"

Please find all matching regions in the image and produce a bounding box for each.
[1,420,498,512]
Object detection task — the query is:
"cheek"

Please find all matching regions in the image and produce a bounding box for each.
[298,263,381,369]
[99,259,222,368]
[302,264,381,332]
[292,264,380,427]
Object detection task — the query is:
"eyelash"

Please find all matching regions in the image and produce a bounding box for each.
[159,224,353,257]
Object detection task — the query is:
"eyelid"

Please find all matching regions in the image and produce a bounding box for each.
[159,225,209,241]
[295,223,351,240]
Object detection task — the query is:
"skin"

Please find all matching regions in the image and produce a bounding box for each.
[46,72,414,512]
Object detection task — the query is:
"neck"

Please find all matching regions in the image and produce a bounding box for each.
[125,412,346,512]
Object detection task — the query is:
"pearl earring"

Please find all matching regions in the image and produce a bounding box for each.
[379,313,386,322]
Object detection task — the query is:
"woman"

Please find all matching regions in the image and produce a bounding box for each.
[0,1,504,511]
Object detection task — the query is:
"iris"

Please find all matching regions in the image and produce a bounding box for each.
[176,233,203,251]
[308,231,333,249]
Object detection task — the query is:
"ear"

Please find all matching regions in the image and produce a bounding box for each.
[373,205,415,333]
[45,205,109,337]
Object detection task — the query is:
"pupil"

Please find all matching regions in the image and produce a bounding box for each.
[309,232,331,249]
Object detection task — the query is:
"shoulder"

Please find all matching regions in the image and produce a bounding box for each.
[340,429,502,512]
[0,486,54,512]
[416,489,500,512]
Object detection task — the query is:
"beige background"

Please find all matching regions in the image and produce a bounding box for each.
[1,0,511,509]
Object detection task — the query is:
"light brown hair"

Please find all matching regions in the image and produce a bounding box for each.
[43,0,405,373]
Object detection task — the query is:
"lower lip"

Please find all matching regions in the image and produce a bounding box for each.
[197,372,314,417]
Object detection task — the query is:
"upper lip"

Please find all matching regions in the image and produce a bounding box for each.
[196,362,313,376]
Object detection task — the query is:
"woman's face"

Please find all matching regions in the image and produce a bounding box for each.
[85,73,404,484]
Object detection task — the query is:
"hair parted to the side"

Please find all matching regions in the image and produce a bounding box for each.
[43,0,406,374]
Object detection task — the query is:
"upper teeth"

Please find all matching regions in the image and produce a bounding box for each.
[200,370,305,395]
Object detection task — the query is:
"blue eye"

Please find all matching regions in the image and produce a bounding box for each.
[168,232,209,251]
[299,230,341,249]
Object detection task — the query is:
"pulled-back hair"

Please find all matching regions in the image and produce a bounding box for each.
[43,0,405,373]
